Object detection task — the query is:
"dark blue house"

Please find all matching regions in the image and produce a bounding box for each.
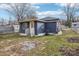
[19,17,62,36]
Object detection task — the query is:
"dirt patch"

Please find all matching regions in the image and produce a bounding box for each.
[59,46,79,56]
[19,41,37,51]
[67,37,79,43]
[0,40,46,56]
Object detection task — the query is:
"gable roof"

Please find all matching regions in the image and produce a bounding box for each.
[40,17,59,21]
[19,17,59,23]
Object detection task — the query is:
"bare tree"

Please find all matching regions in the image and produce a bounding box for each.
[1,18,4,25]
[0,3,37,21]
[0,17,6,25]
[62,3,79,27]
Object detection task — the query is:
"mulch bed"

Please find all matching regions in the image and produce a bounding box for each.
[59,46,79,56]
[67,37,79,43]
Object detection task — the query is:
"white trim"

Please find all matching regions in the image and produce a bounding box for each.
[47,33,55,35]
[37,33,45,36]
[19,33,27,36]
[46,31,62,35]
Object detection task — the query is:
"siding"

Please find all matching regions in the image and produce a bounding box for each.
[35,21,45,35]
[19,21,60,36]
[35,21,58,35]
[45,22,57,34]
[72,22,79,33]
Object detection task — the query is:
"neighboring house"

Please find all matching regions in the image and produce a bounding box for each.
[19,17,62,36]
[72,22,79,33]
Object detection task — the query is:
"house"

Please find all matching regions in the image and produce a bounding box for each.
[72,21,79,33]
[19,17,62,36]
[72,18,79,33]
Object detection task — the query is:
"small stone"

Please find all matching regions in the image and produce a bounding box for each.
[41,47,46,50]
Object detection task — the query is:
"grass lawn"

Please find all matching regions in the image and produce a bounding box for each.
[0,29,79,56]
